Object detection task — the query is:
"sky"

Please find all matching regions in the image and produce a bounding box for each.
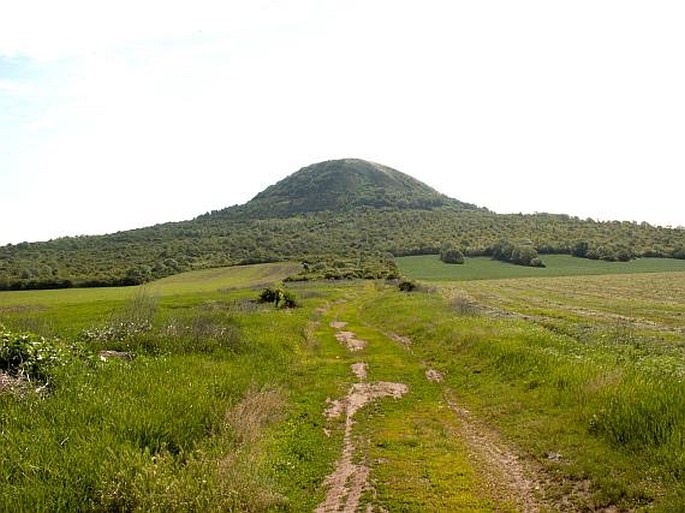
[1,0,684,245]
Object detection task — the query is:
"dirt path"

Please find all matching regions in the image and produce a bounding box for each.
[331,321,368,351]
[317,323,408,513]
[319,306,555,512]
[442,389,544,512]
[389,332,549,512]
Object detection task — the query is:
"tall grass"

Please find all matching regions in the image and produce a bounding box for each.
[78,290,244,356]
[359,283,685,511]
[0,284,317,512]
[590,372,685,450]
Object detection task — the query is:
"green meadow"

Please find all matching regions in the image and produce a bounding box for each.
[397,254,685,281]
[2,260,684,511]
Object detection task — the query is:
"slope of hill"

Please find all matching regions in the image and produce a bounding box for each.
[1,159,684,289]
[208,158,475,219]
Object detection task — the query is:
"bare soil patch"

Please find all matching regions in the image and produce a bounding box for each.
[98,350,133,362]
[425,368,444,383]
[318,363,408,513]
[0,371,34,397]
[351,362,367,381]
[335,331,367,351]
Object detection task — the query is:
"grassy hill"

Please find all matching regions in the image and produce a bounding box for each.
[230,158,474,217]
[1,159,684,289]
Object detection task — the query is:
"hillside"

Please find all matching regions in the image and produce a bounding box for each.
[1,158,684,289]
[228,159,474,217]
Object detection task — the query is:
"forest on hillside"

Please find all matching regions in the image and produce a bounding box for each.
[1,206,684,290]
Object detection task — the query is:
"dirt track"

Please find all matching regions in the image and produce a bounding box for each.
[317,311,559,512]
[317,324,408,512]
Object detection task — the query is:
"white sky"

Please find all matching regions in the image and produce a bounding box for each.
[1,0,684,245]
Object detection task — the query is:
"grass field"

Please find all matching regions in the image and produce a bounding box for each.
[0,263,338,512]
[0,262,300,337]
[397,254,685,281]
[2,262,685,511]
[360,272,685,511]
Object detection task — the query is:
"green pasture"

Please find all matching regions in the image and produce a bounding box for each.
[2,261,685,511]
[359,273,685,511]
[0,263,338,512]
[0,263,299,336]
[397,254,685,281]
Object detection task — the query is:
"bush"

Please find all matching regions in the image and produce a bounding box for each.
[257,286,298,308]
[1,327,75,383]
[440,246,465,264]
[490,239,546,267]
[398,280,417,292]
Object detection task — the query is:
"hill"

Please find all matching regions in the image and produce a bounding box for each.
[232,159,474,217]
[1,159,684,289]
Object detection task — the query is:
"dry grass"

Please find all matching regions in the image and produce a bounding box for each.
[218,388,288,511]
[224,387,284,445]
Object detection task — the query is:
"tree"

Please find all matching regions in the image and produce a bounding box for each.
[440,245,465,264]
[490,239,545,267]
[572,241,590,258]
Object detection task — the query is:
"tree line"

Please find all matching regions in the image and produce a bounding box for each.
[1,207,683,290]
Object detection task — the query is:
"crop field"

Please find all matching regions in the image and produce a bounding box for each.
[1,262,684,512]
[397,254,685,281]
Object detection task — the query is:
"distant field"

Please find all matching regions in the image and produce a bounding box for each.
[0,262,299,307]
[148,261,300,295]
[397,254,685,281]
[0,262,299,335]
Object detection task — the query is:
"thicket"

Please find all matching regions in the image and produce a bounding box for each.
[285,255,400,282]
[257,285,298,309]
[490,239,545,267]
[1,207,684,290]
[439,244,465,264]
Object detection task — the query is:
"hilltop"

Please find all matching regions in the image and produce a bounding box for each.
[1,159,684,289]
[208,158,475,219]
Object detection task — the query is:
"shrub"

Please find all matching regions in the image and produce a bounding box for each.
[490,239,546,267]
[398,280,417,292]
[0,327,74,383]
[440,246,465,264]
[257,286,298,308]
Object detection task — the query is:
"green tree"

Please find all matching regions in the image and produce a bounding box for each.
[440,245,465,264]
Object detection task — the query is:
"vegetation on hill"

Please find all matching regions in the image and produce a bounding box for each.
[491,239,545,267]
[439,244,465,264]
[1,159,684,290]
[226,158,474,217]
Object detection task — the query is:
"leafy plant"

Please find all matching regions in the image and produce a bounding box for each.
[0,327,74,382]
[440,244,465,264]
[258,285,298,308]
[398,279,417,292]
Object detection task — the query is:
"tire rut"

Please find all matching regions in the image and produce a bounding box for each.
[317,322,408,513]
